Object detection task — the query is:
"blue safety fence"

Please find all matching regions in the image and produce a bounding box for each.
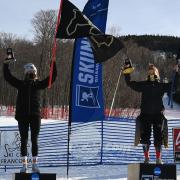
[0,116,180,169]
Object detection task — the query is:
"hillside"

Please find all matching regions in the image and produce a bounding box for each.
[0,34,180,108]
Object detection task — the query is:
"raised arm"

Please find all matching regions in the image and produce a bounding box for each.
[124,74,145,92]
[3,63,22,88]
[36,62,57,89]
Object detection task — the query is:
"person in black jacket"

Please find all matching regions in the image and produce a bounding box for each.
[3,60,57,173]
[123,62,179,164]
[173,70,180,104]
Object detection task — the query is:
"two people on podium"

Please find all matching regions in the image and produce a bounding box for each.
[123,58,179,164]
[3,49,57,173]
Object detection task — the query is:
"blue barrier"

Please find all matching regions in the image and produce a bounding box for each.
[0,117,180,169]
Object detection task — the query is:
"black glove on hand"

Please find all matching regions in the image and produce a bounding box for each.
[4,48,16,64]
[122,58,134,74]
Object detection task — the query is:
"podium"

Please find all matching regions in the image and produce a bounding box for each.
[13,173,56,180]
[128,163,176,180]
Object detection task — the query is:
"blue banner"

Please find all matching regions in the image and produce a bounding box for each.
[70,0,109,122]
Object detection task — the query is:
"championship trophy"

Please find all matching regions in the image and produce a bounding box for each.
[122,57,134,74]
[5,48,16,63]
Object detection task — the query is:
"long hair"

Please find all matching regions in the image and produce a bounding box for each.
[148,64,160,79]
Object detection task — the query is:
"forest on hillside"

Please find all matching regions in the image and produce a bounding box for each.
[0,10,179,109]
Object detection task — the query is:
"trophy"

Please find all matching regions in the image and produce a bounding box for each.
[123,57,134,74]
[124,57,133,68]
[5,48,16,63]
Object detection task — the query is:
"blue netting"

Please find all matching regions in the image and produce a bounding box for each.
[0,117,180,168]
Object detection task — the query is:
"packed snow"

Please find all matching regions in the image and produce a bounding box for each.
[0,95,179,179]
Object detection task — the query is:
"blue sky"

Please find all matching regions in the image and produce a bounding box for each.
[1,0,180,40]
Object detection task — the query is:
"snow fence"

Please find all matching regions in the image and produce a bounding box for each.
[0,117,179,169]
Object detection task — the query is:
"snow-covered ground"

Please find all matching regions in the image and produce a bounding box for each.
[0,116,180,180]
[163,94,180,120]
[0,96,179,179]
[0,117,131,180]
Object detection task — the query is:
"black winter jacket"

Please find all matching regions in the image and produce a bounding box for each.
[173,72,180,103]
[3,63,57,120]
[124,74,178,114]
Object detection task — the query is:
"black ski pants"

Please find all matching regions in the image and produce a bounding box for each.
[18,116,41,157]
[140,113,163,146]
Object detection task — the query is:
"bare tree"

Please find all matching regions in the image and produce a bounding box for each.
[0,32,17,49]
[31,10,57,76]
[31,10,57,44]
[107,26,121,37]
[0,29,177,109]
[31,10,58,108]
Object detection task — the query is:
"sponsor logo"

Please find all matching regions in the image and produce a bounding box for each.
[154,167,161,176]
[76,85,100,108]
[0,131,31,165]
[175,131,180,146]
[78,38,100,84]
[31,173,40,180]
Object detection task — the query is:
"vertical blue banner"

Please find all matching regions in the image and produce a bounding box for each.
[70,0,109,122]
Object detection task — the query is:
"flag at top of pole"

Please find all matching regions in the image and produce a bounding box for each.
[55,0,124,63]
[49,0,124,87]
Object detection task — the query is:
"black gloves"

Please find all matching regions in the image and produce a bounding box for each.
[122,58,134,74]
[4,48,16,64]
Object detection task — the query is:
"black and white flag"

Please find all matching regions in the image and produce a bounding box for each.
[56,0,124,63]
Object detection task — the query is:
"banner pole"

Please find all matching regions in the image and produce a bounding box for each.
[48,0,63,88]
[108,68,122,120]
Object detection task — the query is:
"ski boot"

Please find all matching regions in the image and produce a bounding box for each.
[156,158,163,164]
[32,157,40,173]
[155,145,163,164]
[20,164,28,173]
[32,163,40,173]
[144,157,150,164]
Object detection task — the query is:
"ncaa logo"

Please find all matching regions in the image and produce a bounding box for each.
[175,131,180,146]
[76,85,100,108]
[31,173,39,180]
[154,167,161,176]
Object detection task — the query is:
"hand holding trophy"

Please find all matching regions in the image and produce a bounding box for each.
[122,57,134,74]
[4,48,16,64]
